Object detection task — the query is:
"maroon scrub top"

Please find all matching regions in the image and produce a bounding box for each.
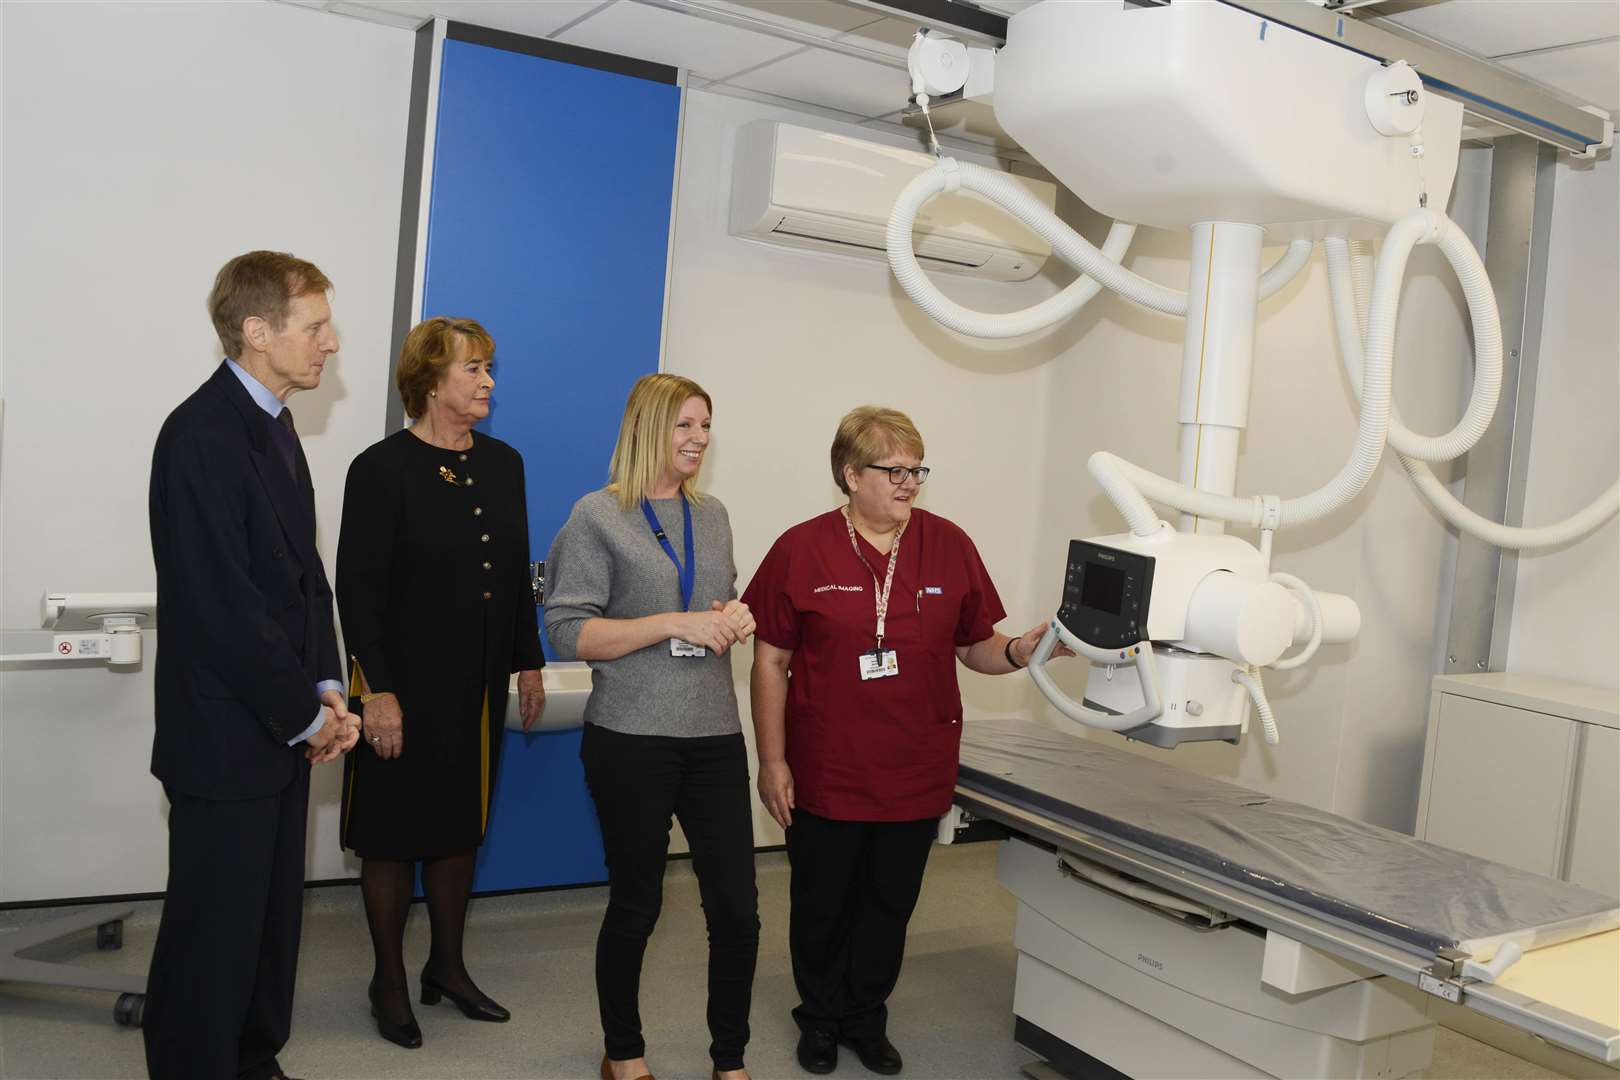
[743,508,1006,822]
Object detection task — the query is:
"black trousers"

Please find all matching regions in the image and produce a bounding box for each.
[786,809,937,1040]
[580,724,760,1071]
[144,769,309,1080]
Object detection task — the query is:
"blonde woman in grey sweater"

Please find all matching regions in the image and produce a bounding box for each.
[545,373,758,1080]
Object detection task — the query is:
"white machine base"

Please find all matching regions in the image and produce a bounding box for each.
[999,836,1436,1079]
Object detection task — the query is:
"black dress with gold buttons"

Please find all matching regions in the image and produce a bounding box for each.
[336,428,544,859]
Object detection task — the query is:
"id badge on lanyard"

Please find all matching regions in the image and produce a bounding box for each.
[845,510,903,681]
[859,647,899,681]
[642,497,704,657]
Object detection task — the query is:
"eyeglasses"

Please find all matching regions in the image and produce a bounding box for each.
[864,464,931,485]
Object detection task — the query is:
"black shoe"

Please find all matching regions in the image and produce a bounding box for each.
[420,968,511,1022]
[368,982,423,1049]
[839,1033,901,1075]
[796,1028,838,1074]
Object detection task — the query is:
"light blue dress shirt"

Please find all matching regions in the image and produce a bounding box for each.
[225,359,344,746]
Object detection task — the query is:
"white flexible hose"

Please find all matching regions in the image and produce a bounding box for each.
[1231,666,1280,745]
[1326,239,1620,549]
[1268,572,1323,671]
[1325,236,1503,464]
[1259,236,1314,300]
[889,160,1617,549]
[1269,211,1418,525]
[1402,465,1620,548]
[1087,210,1446,534]
[885,159,1312,339]
[1054,220,1136,313]
[1348,241,1373,345]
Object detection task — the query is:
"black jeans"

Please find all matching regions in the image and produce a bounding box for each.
[786,809,937,1040]
[580,723,760,1071]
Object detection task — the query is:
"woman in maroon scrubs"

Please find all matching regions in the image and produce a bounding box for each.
[742,405,1062,1077]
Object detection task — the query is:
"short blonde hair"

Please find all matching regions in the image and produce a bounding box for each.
[608,373,713,510]
[831,406,925,494]
[395,317,496,420]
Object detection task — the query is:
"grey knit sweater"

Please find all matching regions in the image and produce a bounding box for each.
[543,488,742,737]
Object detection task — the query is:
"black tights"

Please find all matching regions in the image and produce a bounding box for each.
[360,852,481,1024]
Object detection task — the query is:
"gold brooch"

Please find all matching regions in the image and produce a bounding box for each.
[439,465,458,485]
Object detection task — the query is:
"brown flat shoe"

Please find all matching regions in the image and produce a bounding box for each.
[600,1054,654,1080]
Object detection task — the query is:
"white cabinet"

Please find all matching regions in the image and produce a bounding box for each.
[1417,674,1619,896]
[1567,724,1620,896]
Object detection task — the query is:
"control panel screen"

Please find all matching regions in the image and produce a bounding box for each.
[1079,563,1125,616]
[1057,540,1155,650]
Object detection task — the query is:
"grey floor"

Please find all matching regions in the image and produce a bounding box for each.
[0,843,1566,1080]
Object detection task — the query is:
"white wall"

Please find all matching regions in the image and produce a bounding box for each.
[0,1,413,902]
[665,90,1072,845]
[1505,153,1620,688]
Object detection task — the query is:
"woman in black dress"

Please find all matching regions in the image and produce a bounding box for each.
[336,316,546,1049]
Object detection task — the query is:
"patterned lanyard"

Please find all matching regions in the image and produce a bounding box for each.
[843,508,906,650]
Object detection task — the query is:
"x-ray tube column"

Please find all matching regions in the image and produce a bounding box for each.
[1177,221,1263,535]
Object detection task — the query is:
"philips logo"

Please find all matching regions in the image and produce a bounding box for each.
[1137,953,1164,971]
[1095,552,1117,562]
[813,584,864,594]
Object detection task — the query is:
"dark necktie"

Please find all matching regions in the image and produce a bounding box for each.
[268,406,299,482]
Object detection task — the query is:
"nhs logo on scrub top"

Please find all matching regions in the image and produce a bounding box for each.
[924,586,944,595]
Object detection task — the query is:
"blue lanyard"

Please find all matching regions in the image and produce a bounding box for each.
[641,495,695,612]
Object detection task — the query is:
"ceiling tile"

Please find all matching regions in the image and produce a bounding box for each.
[348,0,608,37]
[697,0,876,37]
[698,79,872,122]
[1383,1,1619,60]
[1501,40,1620,113]
[328,2,431,30]
[836,15,922,56]
[724,44,910,117]
[556,0,799,79]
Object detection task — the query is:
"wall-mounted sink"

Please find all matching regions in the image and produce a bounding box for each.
[504,662,591,732]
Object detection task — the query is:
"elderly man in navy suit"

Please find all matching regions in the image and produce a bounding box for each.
[145,251,360,1080]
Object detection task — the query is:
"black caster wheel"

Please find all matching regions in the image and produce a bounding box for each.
[96,920,124,950]
[114,993,145,1028]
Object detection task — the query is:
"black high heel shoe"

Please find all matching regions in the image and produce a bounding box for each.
[420,968,510,1022]
[368,981,423,1049]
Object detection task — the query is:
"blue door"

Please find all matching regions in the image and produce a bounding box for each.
[419,27,681,891]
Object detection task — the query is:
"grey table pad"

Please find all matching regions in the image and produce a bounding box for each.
[958,716,1619,959]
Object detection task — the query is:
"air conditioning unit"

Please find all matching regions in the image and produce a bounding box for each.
[729,120,1055,282]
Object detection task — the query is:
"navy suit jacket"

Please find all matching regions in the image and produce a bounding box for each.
[148,362,341,799]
